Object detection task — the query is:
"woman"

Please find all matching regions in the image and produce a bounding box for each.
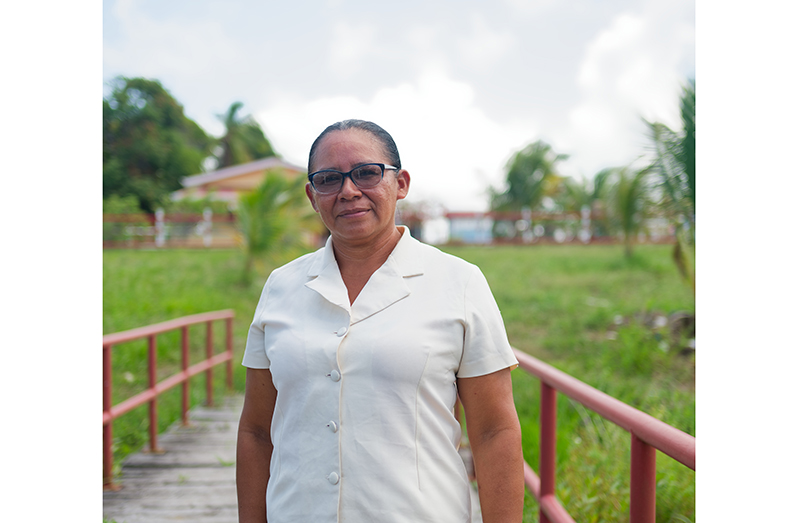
[236,120,524,522]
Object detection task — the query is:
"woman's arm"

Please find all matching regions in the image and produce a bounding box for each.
[457,367,524,523]
[237,368,278,523]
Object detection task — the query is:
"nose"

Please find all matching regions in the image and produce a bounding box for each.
[338,175,362,199]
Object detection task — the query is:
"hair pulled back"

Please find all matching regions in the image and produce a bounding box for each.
[308,119,401,173]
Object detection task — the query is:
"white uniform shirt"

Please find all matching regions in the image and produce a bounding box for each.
[243,227,518,522]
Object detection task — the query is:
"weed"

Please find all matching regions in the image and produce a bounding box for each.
[217,456,235,467]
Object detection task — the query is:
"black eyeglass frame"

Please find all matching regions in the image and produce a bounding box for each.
[307,163,399,194]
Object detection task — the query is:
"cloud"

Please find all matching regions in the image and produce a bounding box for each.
[258,71,537,210]
[556,4,694,177]
[455,12,517,70]
[404,24,451,75]
[104,0,242,79]
[577,14,646,90]
[501,0,561,16]
[327,20,381,75]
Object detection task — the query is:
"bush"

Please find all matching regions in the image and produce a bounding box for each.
[103,195,150,243]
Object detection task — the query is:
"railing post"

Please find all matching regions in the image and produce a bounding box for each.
[147,335,162,453]
[103,344,119,490]
[225,316,233,389]
[181,326,190,426]
[630,433,657,523]
[206,321,214,406]
[540,382,557,523]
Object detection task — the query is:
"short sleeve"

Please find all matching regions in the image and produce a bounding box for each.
[241,276,273,369]
[457,265,518,378]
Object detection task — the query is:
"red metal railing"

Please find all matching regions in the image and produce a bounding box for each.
[513,348,695,523]
[102,310,235,489]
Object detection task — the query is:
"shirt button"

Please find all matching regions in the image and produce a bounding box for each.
[327,472,339,485]
[327,420,338,433]
[336,326,348,337]
[329,370,341,382]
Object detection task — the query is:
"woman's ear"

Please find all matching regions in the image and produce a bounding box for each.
[305,183,320,212]
[395,169,410,200]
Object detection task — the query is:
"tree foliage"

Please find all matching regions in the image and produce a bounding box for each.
[559,168,612,212]
[646,79,695,232]
[555,169,614,237]
[646,79,695,288]
[103,77,213,213]
[491,140,568,211]
[606,166,653,258]
[215,102,276,169]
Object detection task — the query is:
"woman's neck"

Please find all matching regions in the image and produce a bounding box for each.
[332,226,404,304]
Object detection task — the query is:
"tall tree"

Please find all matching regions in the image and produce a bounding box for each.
[103,77,213,213]
[215,102,276,169]
[607,165,653,258]
[556,168,613,238]
[646,79,695,288]
[559,168,612,213]
[491,140,568,211]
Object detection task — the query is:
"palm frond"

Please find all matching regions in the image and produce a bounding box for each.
[237,172,315,279]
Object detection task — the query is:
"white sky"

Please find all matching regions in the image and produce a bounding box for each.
[103,0,694,211]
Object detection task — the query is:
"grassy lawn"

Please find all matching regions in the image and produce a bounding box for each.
[445,244,694,523]
[104,242,694,522]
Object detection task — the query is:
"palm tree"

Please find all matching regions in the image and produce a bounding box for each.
[607,165,653,258]
[216,102,276,169]
[236,171,317,281]
[558,168,613,239]
[491,140,568,211]
[560,168,613,212]
[646,79,695,288]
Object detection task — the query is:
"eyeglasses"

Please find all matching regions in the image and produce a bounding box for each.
[308,163,398,194]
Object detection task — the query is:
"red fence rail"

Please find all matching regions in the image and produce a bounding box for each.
[102,310,235,489]
[513,348,695,523]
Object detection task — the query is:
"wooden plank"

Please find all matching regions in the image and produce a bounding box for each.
[104,396,242,523]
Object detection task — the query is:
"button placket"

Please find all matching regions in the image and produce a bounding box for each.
[325,316,348,492]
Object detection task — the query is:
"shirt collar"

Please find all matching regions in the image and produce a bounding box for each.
[307,226,424,278]
[388,226,425,277]
[304,226,425,318]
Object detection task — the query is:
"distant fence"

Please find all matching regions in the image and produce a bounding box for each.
[103,210,239,249]
[512,348,695,523]
[104,209,678,248]
[102,310,235,489]
[445,210,676,246]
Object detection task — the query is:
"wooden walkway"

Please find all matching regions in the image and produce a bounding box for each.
[103,395,482,522]
[103,396,242,523]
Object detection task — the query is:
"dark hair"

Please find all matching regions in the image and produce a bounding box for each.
[308,119,402,172]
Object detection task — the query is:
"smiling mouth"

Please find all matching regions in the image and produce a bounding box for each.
[339,209,370,218]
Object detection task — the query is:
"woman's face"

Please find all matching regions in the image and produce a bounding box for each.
[305,129,410,247]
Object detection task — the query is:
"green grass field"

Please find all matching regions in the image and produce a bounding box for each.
[104,242,694,522]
